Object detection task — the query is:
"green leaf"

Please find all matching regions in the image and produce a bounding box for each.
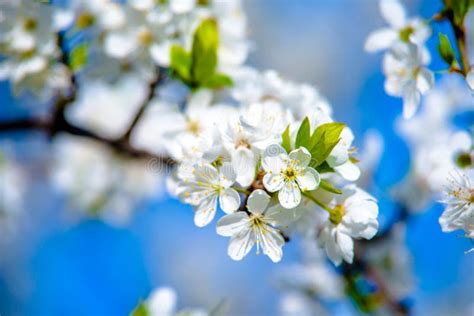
[170,44,192,82]
[443,0,474,25]
[308,122,345,168]
[69,43,88,72]
[316,161,335,173]
[130,301,148,316]
[191,18,218,85]
[281,125,292,153]
[203,72,233,88]
[295,117,311,149]
[319,179,342,194]
[438,33,456,66]
[451,0,474,25]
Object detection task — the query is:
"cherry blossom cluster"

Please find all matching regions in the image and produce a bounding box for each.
[396,77,474,250]
[0,0,70,99]
[0,0,381,267]
[366,0,474,119]
[365,0,433,119]
[0,0,247,97]
[166,68,379,264]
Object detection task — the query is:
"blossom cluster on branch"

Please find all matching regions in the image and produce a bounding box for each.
[0,0,473,315]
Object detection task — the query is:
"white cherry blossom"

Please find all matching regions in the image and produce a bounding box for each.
[262,144,321,209]
[216,189,298,262]
[365,0,430,52]
[383,43,434,118]
[178,162,241,227]
[317,185,379,265]
[439,170,474,237]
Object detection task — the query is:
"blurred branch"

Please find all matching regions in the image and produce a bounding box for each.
[119,67,168,142]
[342,250,410,316]
[0,33,175,167]
[0,115,175,166]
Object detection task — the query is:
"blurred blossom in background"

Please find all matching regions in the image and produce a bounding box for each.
[0,0,473,315]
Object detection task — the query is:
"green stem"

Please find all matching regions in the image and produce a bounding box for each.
[303,193,332,213]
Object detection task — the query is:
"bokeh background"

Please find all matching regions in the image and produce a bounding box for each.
[1,0,473,315]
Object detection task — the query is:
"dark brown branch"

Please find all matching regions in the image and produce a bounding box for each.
[119,67,168,142]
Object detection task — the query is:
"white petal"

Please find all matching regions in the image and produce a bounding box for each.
[219,188,241,213]
[258,226,285,263]
[129,0,155,11]
[11,31,35,52]
[216,212,250,237]
[263,144,287,158]
[466,69,474,91]
[193,163,219,184]
[147,287,177,316]
[265,204,300,227]
[279,181,301,209]
[53,9,74,31]
[194,196,217,227]
[416,68,434,94]
[104,33,136,59]
[228,228,255,261]
[384,75,403,96]
[150,41,172,67]
[262,144,288,173]
[247,189,270,215]
[219,162,237,188]
[263,173,284,193]
[289,147,311,168]
[334,161,361,181]
[232,147,256,187]
[170,0,195,14]
[336,230,354,264]
[402,85,420,119]
[364,28,398,52]
[296,167,320,191]
[319,227,342,266]
[380,0,406,28]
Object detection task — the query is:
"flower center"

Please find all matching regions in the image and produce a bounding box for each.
[455,152,472,168]
[282,166,298,181]
[329,204,345,225]
[250,214,267,255]
[235,138,250,149]
[76,11,95,29]
[186,119,201,135]
[399,26,414,43]
[137,29,153,46]
[23,18,37,32]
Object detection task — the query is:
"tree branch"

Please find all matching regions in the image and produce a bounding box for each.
[119,66,168,142]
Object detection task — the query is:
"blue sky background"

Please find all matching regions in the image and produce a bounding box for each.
[0,0,473,315]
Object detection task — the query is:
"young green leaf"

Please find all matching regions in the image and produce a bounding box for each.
[450,0,474,25]
[319,179,342,194]
[295,117,311,149]
[69,42,88,72]
[130,301,148,316]
[203,72,233,88]
[281,125,292,153]
[316,161,335,173]
[438,33,456,66]
[170,44,192,82]
[191,18,218,85]
[308,122,345,168]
